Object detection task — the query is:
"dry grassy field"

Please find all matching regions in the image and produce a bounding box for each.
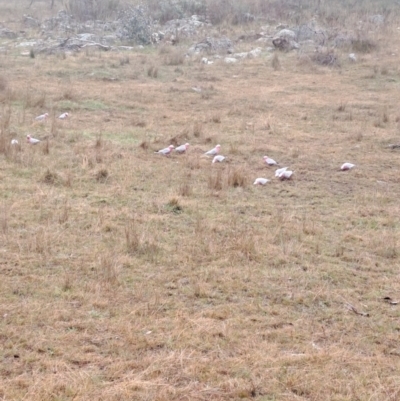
[1,1,400,400]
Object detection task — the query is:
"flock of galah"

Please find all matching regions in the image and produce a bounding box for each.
[15,111,356,185]
[10,112,69,145]
[154,142,356,185]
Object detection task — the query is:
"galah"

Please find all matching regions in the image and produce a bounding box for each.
[155,145,174,155]
[175,143,189,153]
[263,155,278,166]
[35,113,49,122]
[11,139,19,145]
[27,135,40,144]
[341,162,355,171]
[278,170,293,180]
[212,155,225,163]
[275,167,288,177]
[59,112,69,119]
[205,144,221,156]
[253,178,270,185]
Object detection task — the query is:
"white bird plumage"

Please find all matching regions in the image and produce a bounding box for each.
[253,178,270,185]
[155,145,174,155]
[263,155,278,166]
[278,170,293,180]
[175,143,190,153]
[35,113,49,122]
[205,144,221,156]
[275,167,288,177]
[11,139,19,145]
[212,155,225,163]
[341,162,355,171]
[59,112,69,119]
[27,134,40,144]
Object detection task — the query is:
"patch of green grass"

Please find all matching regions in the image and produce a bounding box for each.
[81,99,109,110]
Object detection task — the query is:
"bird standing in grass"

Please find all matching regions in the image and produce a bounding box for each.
[35,113,49,122]
[59,112,69,119]
[212,155,225,163]
[205,144,221,156]
[275,167,288,177]
[278,170,293,180]
[341,162,355,171]
[27,135,40,144]
[263,155,278,166]
[175,143,189,153]
[254,178,270,185]
[155,145,174,155]
[11,139,19,145]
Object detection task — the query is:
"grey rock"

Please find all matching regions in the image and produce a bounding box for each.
[189,36,234,55]
[369,14,385,25]
[0,28,17,39]
[224,57,238,64]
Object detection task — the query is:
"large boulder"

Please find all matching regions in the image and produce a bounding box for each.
[272,29,299,51]
[188,37,234,55]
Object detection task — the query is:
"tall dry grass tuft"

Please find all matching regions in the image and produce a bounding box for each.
[179,179,192,196]
[193,121,203,138]
[41,169,60,185]
[58,201,69,224]
[0,75,7,92]
[166,197,183,214]
[185,155,200,170]
[95,135,103,149]
[99,252,120,286]
[50,112,57,137]
[163,48,185,66]
[235,231,258,261]
[0,105,12,135]
[208,169,223,190]
[42,138,50,155]
[0,203,8,235]
[227,167,248,188]
[271,53,281,70]
[95,168,109,182]
[0,134,10,156]
[147,65,158,78]
[125,219,140,253]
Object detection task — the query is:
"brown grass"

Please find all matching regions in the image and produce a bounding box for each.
[1,1,400,400]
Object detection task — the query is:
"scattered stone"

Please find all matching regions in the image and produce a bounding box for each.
[162,15,210,40]
[224,57,238,64]
[248,47,262,58]
[232,52,248,59]
[189,37,234,55]
[0,28,17,39]
[201,57,213,64]
[23,15,40,28]
[369,14,385,25]
[16,41,39,47]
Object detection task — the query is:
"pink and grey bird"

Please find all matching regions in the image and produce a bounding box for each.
[175,143,189,153]
[212,155,225,163]
[35,113,49,122]
[263,155,278,166]
[205,144,221,156]
[155,145,174,155]
[341,162,355,171]
[253,178,270,185]
[58,112,69,119]
[27,135,40,144]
